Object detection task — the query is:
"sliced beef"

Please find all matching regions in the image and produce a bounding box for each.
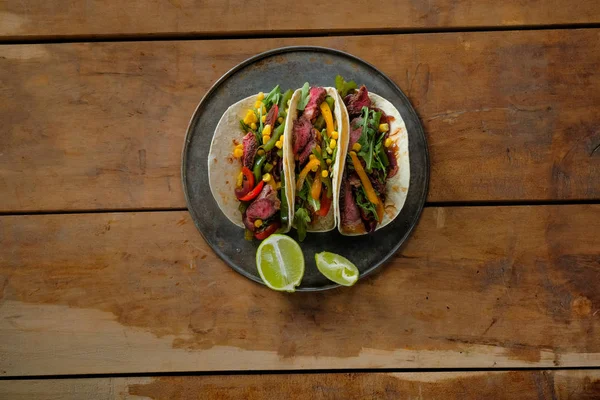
[265,104,279,128]
[340,174,365,234]
[242,132,258,168]
[386,144,398,178]
[292,118,313,154]
[344,85,371,116]
[256,183,279,204]
[349,117,363,147]
[369,170,386,196]
[348,171,361,188]
[246,199,278,221]
[246,184,281,222]
[303,87,327,122]
[243,212,255,232]
[298,136,316,166]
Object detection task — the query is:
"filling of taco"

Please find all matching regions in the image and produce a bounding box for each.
[232,85,294,240]
[336,78,399,234]
[291,84,338,241]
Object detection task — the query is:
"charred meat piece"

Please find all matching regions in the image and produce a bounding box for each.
[243,212,255,231]
[242,132,258,169]
[246,199,279,221]
[292,118,313,154]
[344,85,371,116]
[349,117,363,147]
[303,87,327,121]
[340,174,365,234]
[298,136,316,166]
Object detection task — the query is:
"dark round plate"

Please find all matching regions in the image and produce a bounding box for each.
[182,46,429,291]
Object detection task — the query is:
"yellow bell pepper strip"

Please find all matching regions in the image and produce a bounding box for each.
[349,151,382,212]
[319,102,334,135]
[311,170,322,200]
[296,158,321,191]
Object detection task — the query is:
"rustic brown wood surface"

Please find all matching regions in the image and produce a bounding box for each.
[1,205,598,376]
[1,29,599,213]
[1,370,599,399]
[2,0,600,40]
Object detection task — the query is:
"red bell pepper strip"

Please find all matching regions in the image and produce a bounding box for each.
[254,221,281,240]
[234,167,256,200]
[238,180,264,202]
[315,190,332,217]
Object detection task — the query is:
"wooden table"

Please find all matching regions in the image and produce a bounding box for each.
[1,1,600,398]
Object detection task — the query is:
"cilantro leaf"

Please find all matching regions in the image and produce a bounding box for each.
[335,75,357,97]
[294,207,311,242]
[296,82,310,111]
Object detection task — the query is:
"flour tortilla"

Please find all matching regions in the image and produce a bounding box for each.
[284,87,349,233]
[207,95,293,232]
[337,92,410,236]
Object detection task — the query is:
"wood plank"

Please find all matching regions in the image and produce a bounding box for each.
[2,1,600,40]
[0,205,598,376]
[1,370,599,399]
[1,30,599,213]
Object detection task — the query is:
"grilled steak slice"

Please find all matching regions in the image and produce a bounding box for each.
[242,132,258,169]
[303,87,327,122]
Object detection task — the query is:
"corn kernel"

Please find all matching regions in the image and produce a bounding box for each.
[309,154,316,161]
[262,173,272,182]
[277,117,284,124]
[322,170,329,178]
[329,139,336,149]
[276,181,282,189]
[331,131,339,140]
[236,171,244,187]
[257,92,265,101]
[326,158,332,165]
[254,219,263,228]
[315,144,321,152]
[244,110,258,124]
[280,135,284,142]
[285,107,289,114]
[254,100,262,109]
[349,151,357,156]
[250,122,257,130]
[379,123,390,133]
[384,138,393,148]
[262,124,272,136]
[352,143,362,151]
[275,140,283,149]
[257,149,265,156]
[261,115,267,123]
[233,148,244,158]
[235,143,243,149]
[326,147,333,154]
[262,105,267,114]
[311,164,319,172]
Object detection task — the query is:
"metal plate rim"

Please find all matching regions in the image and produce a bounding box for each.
[181,46,430,291]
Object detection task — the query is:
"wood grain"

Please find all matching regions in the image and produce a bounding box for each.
[1,370,599,399]
[1,0,600,40]
[0,205,598,375]
[1,30,599,213]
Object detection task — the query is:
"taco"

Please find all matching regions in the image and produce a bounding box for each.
[208,86,295,240]
[284,83,349,241]
[335,76,410,235]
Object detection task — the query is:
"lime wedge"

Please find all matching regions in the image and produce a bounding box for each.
[256,234,304,292]
[315,252,359,286]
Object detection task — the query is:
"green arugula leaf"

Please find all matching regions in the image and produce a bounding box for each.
[335,75,357,97]
[305,176,320,212]
[294,207,311,242]
[263,85,281,111]
[355,186,379,222]
[296,82,310,111]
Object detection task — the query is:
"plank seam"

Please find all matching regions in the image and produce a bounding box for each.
[1,366,600,381]
[1,23,600,45]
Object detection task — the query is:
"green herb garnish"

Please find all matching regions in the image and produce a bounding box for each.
[335,75,357,97]
[296,82,310,111]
